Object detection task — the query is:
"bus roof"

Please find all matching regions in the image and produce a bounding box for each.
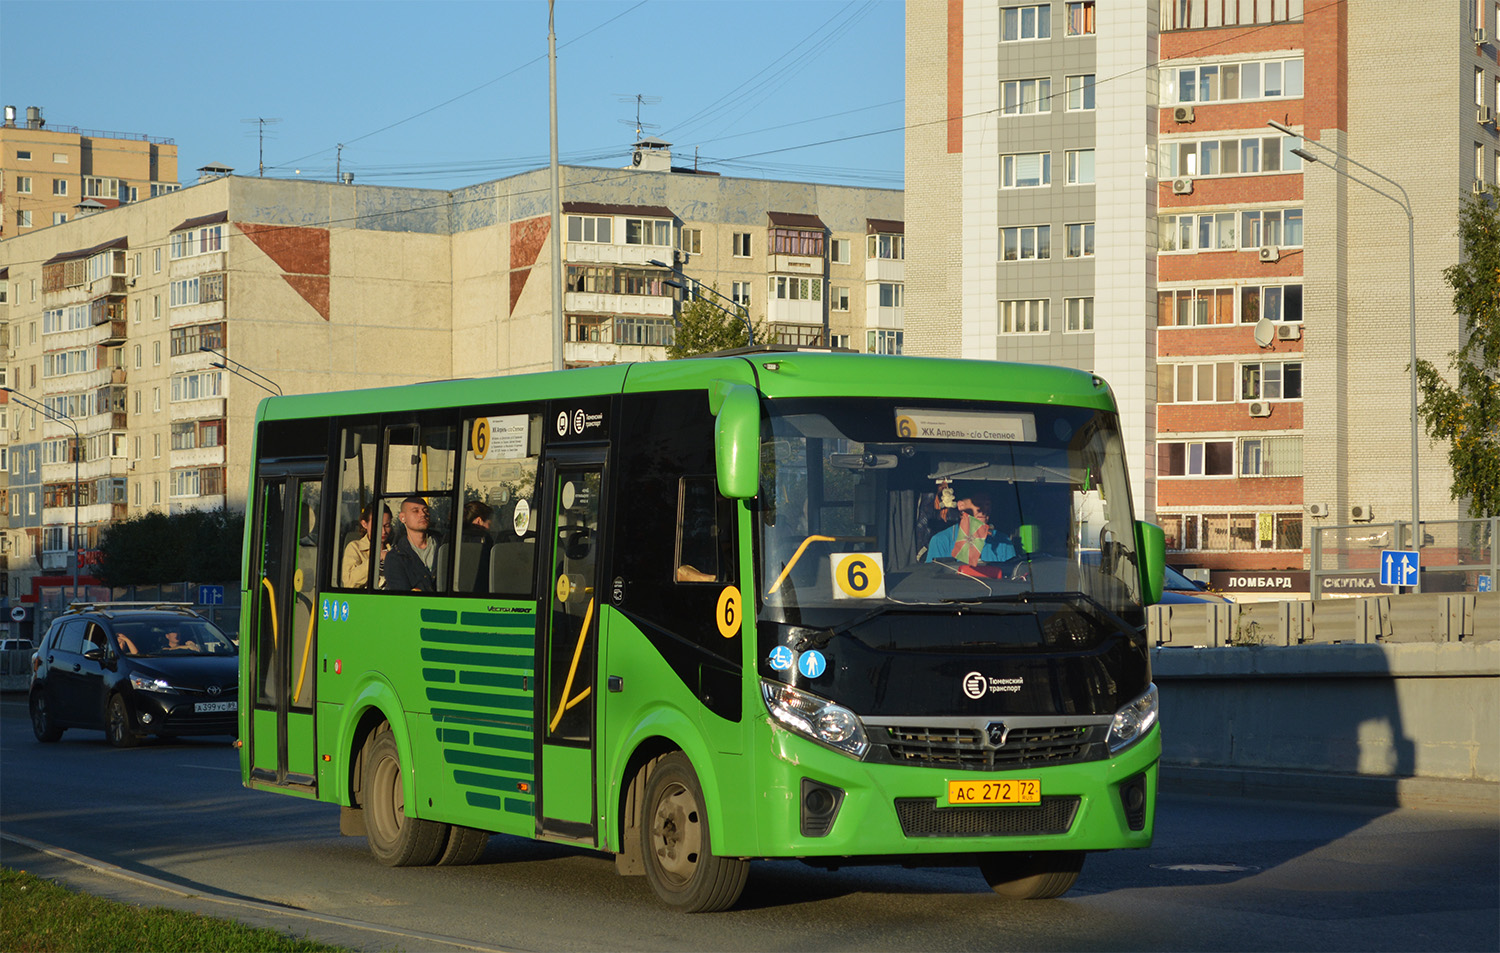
[255,353,1116,423]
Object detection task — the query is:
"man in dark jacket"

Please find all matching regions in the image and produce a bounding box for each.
[382,496,443,591]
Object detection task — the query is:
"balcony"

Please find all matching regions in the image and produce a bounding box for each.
[769,253,824,274]
[565,241,672,267]
[766,297,823,326]
[90,274,128,298]
[562,292,673,318]
[171,444,226,468]
[866,258,905,283]
[170,397,226,422]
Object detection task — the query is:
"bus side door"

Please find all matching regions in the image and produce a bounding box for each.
[537,450,606,842]
[248,461,324,791]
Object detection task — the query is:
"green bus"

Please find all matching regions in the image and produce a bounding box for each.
[239,351,1165,912]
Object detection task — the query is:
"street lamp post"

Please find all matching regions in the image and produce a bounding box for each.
[3,387,80,601]
[648,259,755,347]
[1269,121,1421,566]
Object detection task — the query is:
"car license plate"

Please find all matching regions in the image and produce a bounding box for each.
[195,701,236,713]
[946,778,1040,806]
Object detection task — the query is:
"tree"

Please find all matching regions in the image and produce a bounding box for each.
[96,508,245,586]
[1416,193,1500,518]
[666,290,768,359]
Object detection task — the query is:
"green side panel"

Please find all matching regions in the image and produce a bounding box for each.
[251,708,278,773]
[286,712,316,779]
[541,743,593,824]
[316,702,343,796]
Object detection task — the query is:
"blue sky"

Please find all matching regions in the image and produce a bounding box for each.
[1,0,906,192]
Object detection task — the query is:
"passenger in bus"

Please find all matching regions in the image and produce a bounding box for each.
[342,502,392,589]
[457,500,495,592]
[924,488,1016,566]
[383,496,443,592]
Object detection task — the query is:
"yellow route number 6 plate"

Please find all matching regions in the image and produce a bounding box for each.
[946,778,1041,806]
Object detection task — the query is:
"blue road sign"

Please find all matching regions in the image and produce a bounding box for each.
[198,584,225,606]
[1479,575,1492,593]
[1379,550,1420,587]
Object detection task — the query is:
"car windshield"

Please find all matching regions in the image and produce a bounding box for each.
[757,396,1145,636]
[113,618,236,657]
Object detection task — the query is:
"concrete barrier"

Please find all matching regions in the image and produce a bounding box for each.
[1150,591,1499,647]
[0,649,33,693]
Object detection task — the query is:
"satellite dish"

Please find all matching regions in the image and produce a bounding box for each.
[631,151,642,167]
[1253,318,1275,348]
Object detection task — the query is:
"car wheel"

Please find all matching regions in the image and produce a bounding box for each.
[106,694,142,748]
[30,692,63,742]
[639,752,748,912]
[435,825,490,866]
[363,725,448,866]
[978,851,1084,899]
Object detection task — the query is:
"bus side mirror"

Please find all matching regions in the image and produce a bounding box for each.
[714,384,760,499]
[1135,521,1165,605]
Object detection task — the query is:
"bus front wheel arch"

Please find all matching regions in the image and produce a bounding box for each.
[639,751,748,912]
[978,850,1085,899]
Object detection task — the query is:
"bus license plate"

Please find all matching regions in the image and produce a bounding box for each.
[946,779,1040,806]
[195,701,237,713]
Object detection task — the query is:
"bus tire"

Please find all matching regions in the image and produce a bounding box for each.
[363,726,447,867]
[639,752,748,913]
[979,851,1084,899]
[435,825,490,866]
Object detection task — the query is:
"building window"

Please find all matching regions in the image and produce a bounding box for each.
[153,388,161,412]
[624,217,671,246]
[153,342,161,366]
[1241,361,1302,400]
[170,225,224,259]
[732,232,751,257]
[1065,223,1095,258]
[1066,74,1096,110]
[1000,298,1049,333]
[171,278,200,307]
[1066,150,1095,185]
[679,227,701,255]
[170,370,224,403]
[201,272,226,303]
[153,248,161,273]
[1162,512,1304,552]
[170,322,226,356]
[1161,2,1304,32]
[830,238,852,264]
[867,233,904,260]
[1002,152,1051,188]
[1003,78,1053,115]
[1157,287,1235,327]
[1240,208,1303,248]
[52,213,67,225]
[878,283,903,308]
[52,178,68,196]
[134,345,142,369]
[1239,284,1303,323]
[1001,4,1051,40]
[1001,225,1051,261]
[1065,297,1094,331]
[16,210,31,228]
[1240,435,1303,477]
[16,150,30,160]
[564,264,669,296]
[867,329,903,354]
[1066,1,1095,35]
[15,175,30,193]
[1158,361,1235,403]
[1162,135,1303,178]
[1159,440,1235,477]
[731,281,751,307]
[770,228,824,257]
[153,294,161,319]
[831,285,850,311]
[769,276,821,301]
[1165,58,1304,104]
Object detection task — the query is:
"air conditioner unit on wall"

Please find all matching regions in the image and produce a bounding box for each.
[1172,177,1194,195]
[1474,179,1489,194]
[1276,323,1302,341]
[1249,401,1273,417]
[1350,503,1374,522]
[1259,245,1280,262]
[1478,105,1493,125]
[1173,105,1195,123]
[1476,26,1487,45]
[1307,503,1329,518]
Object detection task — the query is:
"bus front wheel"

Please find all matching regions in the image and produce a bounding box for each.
[640,752,748,912]
[363,726,448,867]
[979,850,1084,899]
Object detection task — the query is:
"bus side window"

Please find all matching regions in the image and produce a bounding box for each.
[456,412,541,596]
[378,417,458,593]
[334,424,380,589]
[675,476,732,584]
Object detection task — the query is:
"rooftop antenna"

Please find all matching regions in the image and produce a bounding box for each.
[241,117,282,176]
[616,93,661,140]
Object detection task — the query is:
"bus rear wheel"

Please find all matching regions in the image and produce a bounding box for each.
[979,851,1084,899]
[435,825,490,866]
[363,726,448,867]
[640,752,747,912]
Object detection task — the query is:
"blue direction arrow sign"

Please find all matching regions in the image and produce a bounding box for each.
[198,584,225,606]
[1380,550,1420,587]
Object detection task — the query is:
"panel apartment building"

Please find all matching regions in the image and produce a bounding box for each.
[906,0,1489,595]
[0,147,902,605]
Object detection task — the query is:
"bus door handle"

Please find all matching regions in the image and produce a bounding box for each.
[608,675,624,693]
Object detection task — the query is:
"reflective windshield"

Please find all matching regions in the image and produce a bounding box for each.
[757,397,1144,632]
[114,618,237,657]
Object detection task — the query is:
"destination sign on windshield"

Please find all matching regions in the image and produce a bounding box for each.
[895,409,1036,442]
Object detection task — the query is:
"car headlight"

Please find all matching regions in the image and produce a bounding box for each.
[1107,683,1159,753]
[761,679,868,759]
[129,673,175,693]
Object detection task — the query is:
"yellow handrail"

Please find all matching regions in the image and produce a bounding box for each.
[548,597,594,733]
[292,601,316,705]
[259,577,279,650]
[766,535,836,595]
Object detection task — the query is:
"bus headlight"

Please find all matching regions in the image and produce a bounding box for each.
[761,680,869,759]
[1107,683,1159,753]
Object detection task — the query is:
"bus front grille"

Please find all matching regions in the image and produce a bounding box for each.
[893,796,1081,837]
[876,725,1101,769]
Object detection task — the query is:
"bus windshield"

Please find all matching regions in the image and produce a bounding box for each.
[757,397,1144,632]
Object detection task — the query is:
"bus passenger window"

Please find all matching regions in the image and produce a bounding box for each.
[334,424,381,589]
[675,476,733,584]
[455,413,541,596]
[383,422,457,495]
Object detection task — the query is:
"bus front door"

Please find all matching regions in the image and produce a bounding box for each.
[538,456,604,842]
[249,465,324,791]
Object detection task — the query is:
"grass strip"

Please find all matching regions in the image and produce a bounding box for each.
[1,867,348,952]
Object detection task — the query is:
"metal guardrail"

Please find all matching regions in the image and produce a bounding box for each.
[1151,591,1500,647]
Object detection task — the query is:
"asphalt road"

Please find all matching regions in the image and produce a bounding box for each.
[1,694,1496,953]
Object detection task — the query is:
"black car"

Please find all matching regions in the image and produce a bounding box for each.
[29,604,238,747]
